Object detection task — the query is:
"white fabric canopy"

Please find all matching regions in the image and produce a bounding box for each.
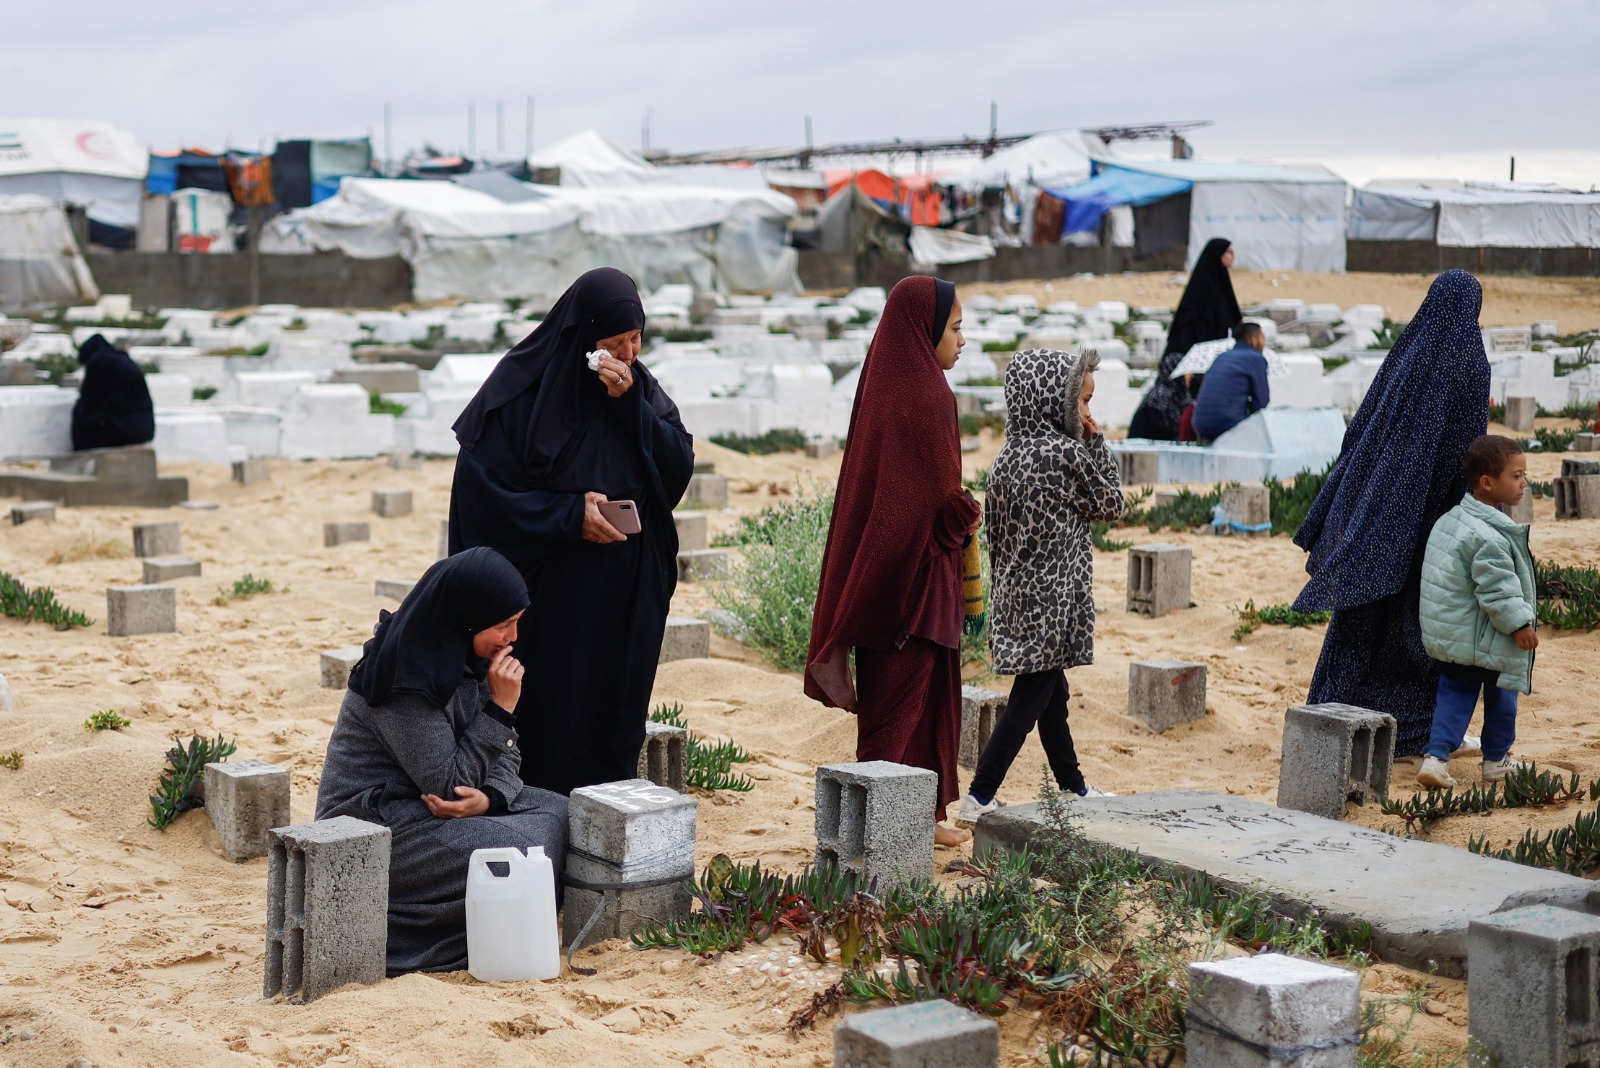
[0,194,100,309]
[909,225,995,265]
[1349,184,1600,247]
[0,120,146,229]
[528,130,673,188]
[947,131,1093,193]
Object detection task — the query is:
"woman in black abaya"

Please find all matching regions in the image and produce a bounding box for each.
[448,268,695,796]
[1127,237,1242,441]
[71,334,155,451]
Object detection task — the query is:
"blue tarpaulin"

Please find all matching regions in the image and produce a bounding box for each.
[1045,165,1193,234]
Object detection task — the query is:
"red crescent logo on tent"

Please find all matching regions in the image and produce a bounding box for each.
[75,131,119,160]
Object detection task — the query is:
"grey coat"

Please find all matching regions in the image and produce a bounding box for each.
[987,348,1125,675]
[316,678,568,974]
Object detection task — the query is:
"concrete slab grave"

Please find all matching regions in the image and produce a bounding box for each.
[324,521,371,547]
[1127,544,1192,618]
[1277,703,1395,818]
[1186,953,1360,1068]
[142,556,201,583]
[834,999,999,1068]
[132,521,181,558]
[960,686,1006,768]
[636,721,688,793]
[684,472,729,509]
[1127,659,1208,732]
[204,759,291,862]
[672,510,708,552]
[815,761,937,892]
[232,458,270,484]
[659,616,711,662]
[107,584,176,636]
[0,445,189,507]
[564,779,697,949]
[1469,905,1600,1068]
[1218,482,1271,535]
[319,647,364,689]
[10,501,54,525]
[264,816,391,1003]
[374,579,415,601]
[370,489,413,518]
[677,549,728,581]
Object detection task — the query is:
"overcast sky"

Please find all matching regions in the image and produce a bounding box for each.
[14,0,1600,186]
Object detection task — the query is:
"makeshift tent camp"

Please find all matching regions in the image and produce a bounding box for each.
[0,120,146,231]
[528,130,673,187]
[0,195,100,309]
[1349,181,1600,247]
[946,131,1093,193]
[1046,159,1348,272]
[265,176,799,303]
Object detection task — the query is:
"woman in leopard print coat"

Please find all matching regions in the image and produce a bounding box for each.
[961,347,1124,817]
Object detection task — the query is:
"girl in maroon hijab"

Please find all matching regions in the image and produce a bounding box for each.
[805,275,980,848]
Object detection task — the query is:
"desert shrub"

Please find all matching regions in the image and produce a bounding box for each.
[0,572,93,628]
[710,428,808,455]
[709,488,833,672]
[213,573,282,606]
[149,734,236,830]
[85,709,131,732]
[369,394,408,416]
[1538,561,1600,630]
[649,703,754,792]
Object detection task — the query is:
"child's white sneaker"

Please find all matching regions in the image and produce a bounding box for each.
[1482,755,1529,783]
[955,793,1003,827]
[1416,756,1455,790]
[1452,733,1482,757]
[1080,784,1116,798]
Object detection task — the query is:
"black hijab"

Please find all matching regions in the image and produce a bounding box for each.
[452,268,646,486]
[347,547,529,707]
[1165,237,1242,358]
[71,334,155,451]
[929,278,956,345]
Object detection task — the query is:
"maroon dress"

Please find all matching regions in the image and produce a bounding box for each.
[805,276,979,816]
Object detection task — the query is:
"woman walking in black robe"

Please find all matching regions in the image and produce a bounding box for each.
[448,268,695,795]
[71,334,155,451]
[316,547,568,974]
[1127,237,1242,441]
[1292,269,1490,755]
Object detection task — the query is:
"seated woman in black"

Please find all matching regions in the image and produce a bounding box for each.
[71,334,155,451]
[315,547,567,975]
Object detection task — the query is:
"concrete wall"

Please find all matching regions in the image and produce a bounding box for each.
[800,244,1187,292]
[84,252,413,310]
[1348,240,1600,278]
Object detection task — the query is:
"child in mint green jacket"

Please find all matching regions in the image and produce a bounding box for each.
[1416,435,1538,789]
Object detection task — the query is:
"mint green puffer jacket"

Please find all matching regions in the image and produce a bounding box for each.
[1419,494,1536,693]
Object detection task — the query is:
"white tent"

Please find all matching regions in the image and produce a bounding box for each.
[0,194,100,308]
[267,177,799,304]
[947,131,1093,193]
[0,120,146,228]
[1349,181,1600,247]
[528,130,673,188]
[1094,158,1349,272]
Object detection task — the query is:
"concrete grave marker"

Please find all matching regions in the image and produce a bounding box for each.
[658,616,711,662]
[636,721,688,793]
[834,1000,999,1067]
[1555,476,1600,519]
[107,584,176,636]
[672,510,708,552]
[205,759,291,862]
[1127,659,1207,732]
[319,647,364,689]
[370,489,412,518]
[1117,450,1159,486]
[1218,482,1271,535]
[1187,954,1360,1068]
[815,761,936,891]
[564,779,697,949]
[1504,395,1537,432]
[1574,432,1598,453]
[959,686,1006,768]
[265,816,390,1003]
[677,549,728,582]
[1127,544,1191,618]
[10,501,54,525]
[804,438,840,458]
[0,672,11,712]
[684,472,729,508]
[386,451,423,471]
[232,458,270,484]
[323,521,371,547]
[142,556,201,583]
[1469,905,1600,1068]
[132,521,181,558]
[1277,702,1395,818]
[374,579,415,601]
[437,518,449,560]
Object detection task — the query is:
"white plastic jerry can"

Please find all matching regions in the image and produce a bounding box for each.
[465,846,560,981]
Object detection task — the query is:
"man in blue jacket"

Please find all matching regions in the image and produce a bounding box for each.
[1191,323,1270,441]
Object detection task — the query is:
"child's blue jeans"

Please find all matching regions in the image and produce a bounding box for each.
[1423,672,1517,762]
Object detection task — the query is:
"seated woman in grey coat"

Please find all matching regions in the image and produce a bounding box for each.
[316,547,568,975]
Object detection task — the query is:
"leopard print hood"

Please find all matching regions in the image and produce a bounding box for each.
[1004,348,1099,442]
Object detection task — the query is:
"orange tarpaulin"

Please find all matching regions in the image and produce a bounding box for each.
[825,169,945,226]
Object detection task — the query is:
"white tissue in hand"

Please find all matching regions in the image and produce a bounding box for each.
[585,349,607,372]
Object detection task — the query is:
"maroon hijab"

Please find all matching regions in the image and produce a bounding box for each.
[804,276,977,711]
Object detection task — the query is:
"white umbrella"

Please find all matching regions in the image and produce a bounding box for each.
[1169,338,1290,378]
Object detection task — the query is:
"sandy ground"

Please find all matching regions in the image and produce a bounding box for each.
[959,270,1600,334]
[2,425,1599,1061]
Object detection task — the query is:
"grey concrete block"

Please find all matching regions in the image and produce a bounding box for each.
[564,779,697,948]
[1219,482,1271,534]
[974,792,1597,978]
[10,501,55,525]
[1507,492,1534,525]
[141,556,201,583]
[815,761,937,891]
[232,457,270,484]
[834,999,999,1067]
[179,500,219,510]
[1127,544,1191,618]
[636,722,688,793]
[374,579,415,601]
[1117,450,1160,486]
[677,549,728,582]
[1574,432,1599,453]
[672,510,708,552]
[330,363,420,395]
[692,458,716,474]
[370,489,413,518]
[1277,702,1395,819]
[659,616,711,662]
[0,671,11,712]
[265,816,390,1003]
[1187,953,1360,1068]
[1503,395,1537,432]
[386,451,423,471]
[684,472,729,508]
[437,518,449,560]
[1127,659,1207,733]
[204,759,291,862]
[1562,458,1600,477]
[132,521,181,557]
[320,646,364,689]
[1151,489,1181,510]
[106,584,176,636]
[1469,905,1600,1068]
[960,686,1006,768]
[1555,475,1600,519]
[804,438,840,459]
[323,521,370,547]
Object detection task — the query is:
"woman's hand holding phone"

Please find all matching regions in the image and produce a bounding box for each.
[582,491,628,544]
